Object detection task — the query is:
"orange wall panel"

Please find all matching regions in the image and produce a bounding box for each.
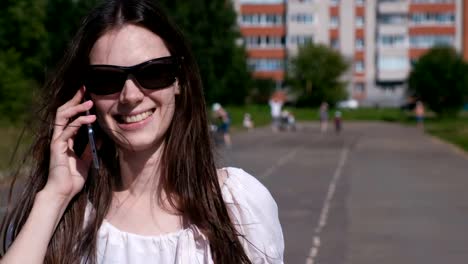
[240,27,285,36]
[352,92,367,100]
[409,27,455,35]
[248,49,286,59]
[409,3,455,13]
[354,73,365,78]
[253,70,284,81]
[355,6,365,17]
[409,48,429,59]
[329,6,339,16]
[355,29,365,38]
[241,4,285,14]
[354,51,364,61]
[329,29,339,39]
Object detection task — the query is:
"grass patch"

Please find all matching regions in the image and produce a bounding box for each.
[0,125,32,176]
[224,105,409,130]
[424,115,468,153]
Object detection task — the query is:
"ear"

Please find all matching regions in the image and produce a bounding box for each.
[174,79,181,95]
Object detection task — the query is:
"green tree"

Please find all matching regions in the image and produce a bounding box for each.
[44,0,101,69]
[288,43,348,107]
[0,50,36,123]
[0,0,47,121]
[408,46,468,117]
[159,0,252,105]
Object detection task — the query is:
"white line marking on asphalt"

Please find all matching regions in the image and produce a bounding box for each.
[259,147,299,179]
[305,147,350,264]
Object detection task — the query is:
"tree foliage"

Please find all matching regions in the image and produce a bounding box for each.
[158,0,252,105]
[288,43,348,107]
[408,46,468,117]
[0,0,48,121]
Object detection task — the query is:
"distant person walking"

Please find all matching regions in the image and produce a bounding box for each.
[269,91,286,133]
[243,113,254,131]
[319,102,329,133]
[334,110,342,133]
[415,101,425,129]
[213,103,232,147]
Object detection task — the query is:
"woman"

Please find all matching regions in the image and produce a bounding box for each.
[0,1,284,263]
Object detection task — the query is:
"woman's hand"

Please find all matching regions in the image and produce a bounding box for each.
[43,87,97,203]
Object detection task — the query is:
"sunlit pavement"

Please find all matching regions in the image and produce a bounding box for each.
[218,122,468,264]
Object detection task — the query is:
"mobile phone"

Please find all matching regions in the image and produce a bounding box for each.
[74,94,100,169]
[85,109,100,170]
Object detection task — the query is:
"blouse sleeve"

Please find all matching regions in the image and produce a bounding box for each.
[222,167,284,264]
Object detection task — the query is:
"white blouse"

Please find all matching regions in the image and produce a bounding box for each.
[92,167,284,263]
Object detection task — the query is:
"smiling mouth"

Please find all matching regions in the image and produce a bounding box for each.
[115,109,155,124]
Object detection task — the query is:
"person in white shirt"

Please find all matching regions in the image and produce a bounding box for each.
[269,99,282,132]
[0,1,284,263]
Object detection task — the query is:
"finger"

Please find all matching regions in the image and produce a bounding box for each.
[68,147,92,182]
[58,86,86,112]
[57,115,96,144]
[52,100,93,141]
[68,138,74,150]
[52,87,86,138]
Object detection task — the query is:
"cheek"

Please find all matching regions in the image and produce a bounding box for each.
[92,101,114,125]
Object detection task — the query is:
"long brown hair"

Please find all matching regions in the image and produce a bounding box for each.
[0,0,251,263]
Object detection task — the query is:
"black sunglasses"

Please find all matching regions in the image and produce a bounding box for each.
[83,56,181,95]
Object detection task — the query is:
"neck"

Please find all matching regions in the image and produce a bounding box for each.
[116,141,165,195]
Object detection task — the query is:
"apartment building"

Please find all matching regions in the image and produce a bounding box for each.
[233,0,287,87]
[234,0,466,106]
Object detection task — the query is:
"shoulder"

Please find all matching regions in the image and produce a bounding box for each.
[219,167,284,263]
[219,167,275,209]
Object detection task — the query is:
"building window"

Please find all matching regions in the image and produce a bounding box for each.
[377,56,409,71]
[331,38,340,49]
[354,83,365,93]
[410,12,455,25]
[241,14,283,26]
[244,35,285,48]
[356,38,364,50]
[378,35,406,47]
[247,59,284,71]
[355,16,364,28]
[356,0,365,5]
[330,0,339,6]
[290,13,314,24]
[290,35,313,46]
[330,16,339,28]
[409,35,454,48]
[378,13,406,25]
[355,61,364,72]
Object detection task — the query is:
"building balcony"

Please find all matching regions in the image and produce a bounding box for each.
[378,1,409,14]
[378,24,408,35]
[409,2,455,13]
[252,70,284,81]
[247,48,286,59]
[241,3,285,14]
[376,68,410,82]
[240,26,285,36]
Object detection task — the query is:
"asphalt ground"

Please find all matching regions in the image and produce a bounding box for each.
[217,122,468,264]
[2,122,468,264]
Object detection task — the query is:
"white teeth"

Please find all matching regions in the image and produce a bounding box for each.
[121,110,154,124]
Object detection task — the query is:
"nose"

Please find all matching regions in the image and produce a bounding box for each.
[119,77,144,105]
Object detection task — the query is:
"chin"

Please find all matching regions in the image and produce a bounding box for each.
[115,135,164,152]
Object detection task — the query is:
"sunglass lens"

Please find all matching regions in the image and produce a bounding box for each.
[135,62,177,89]
[85,69,126,95]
